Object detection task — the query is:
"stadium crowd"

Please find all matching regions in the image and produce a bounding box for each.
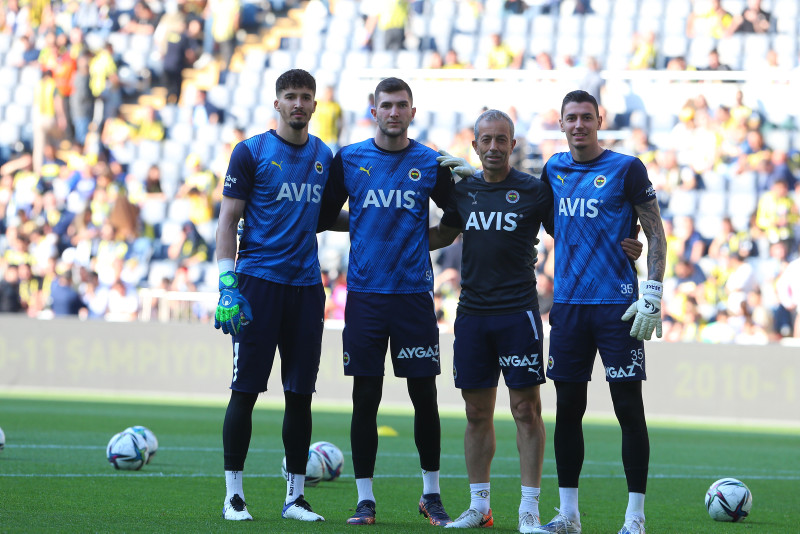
[0,0,799,343]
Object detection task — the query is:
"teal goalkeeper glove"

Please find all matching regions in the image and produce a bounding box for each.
[436,150,475,182]
[621,280,663,341]
[215,272,253,336]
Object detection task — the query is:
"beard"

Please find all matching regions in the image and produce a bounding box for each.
[288,118,308,130]
[377,122,405,138]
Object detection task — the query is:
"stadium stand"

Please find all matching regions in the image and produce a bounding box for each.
[0,0,798,344]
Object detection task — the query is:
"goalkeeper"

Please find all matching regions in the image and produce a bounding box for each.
[532,90,666,534]
[214,69,346,524]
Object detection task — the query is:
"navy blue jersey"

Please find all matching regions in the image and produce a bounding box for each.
[319,139,453,293]
[441,169,553,314]
[223,130,333,285]
[541,149,655,304]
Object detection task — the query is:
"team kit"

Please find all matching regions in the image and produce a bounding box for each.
[213,69,666,534]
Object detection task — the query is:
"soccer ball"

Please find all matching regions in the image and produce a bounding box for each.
[0,426,5,452]
[107,431,149,470]
[310,441,344,481]
[705,478,753,522]
[281,449,325,487]
[124,426,158,463]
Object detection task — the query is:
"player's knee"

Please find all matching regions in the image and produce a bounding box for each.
[464,400,494,425]
[407,376,437,407]
[510,396,541,427]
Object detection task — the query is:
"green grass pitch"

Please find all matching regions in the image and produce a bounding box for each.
[1,392,798,533]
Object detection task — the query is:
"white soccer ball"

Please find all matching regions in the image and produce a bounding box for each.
[0,426,5,452]
[705,478,753,522]
[107,430,149,470]
[124,426,158,463]
[281,449,325,487]
[310,441,344,481]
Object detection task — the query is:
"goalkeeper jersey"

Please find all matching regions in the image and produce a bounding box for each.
[441,168,553,315]
[222,129,333,286]
[319,138,453,293]
[541,149,655,304]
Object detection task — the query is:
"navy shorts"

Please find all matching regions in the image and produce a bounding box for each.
[453,309,545,389]
[342,291,440,378]
[229,274,325,394]
[547,303,646,383]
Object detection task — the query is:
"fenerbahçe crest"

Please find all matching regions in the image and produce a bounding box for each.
[314,161,324,174]
[506,190,520,204]
[408,168,421,181]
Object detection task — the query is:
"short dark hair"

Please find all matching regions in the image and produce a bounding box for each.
[374,77,412,105]
[561,90,599,117]
[276,69,316,96]
[474,109,515,140]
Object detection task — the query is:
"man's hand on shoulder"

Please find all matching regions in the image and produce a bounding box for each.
[436,149,475,182]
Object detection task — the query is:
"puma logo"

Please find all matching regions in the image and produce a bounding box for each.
[359,165,372,176]
[271,160,283,171]
[468,191,478,205]
[556,174,567,184]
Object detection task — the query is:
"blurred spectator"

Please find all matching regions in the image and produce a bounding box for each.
[120,1,160,35]
[89,42,117,101]
[729,0,772,34]
[775,248,800,337]
[0,263,23,313]
[205,0,240,71]
[132,105,165,142]
[105,279,139,321]
[50,268,85,316]
[184,88,222,126]
[442,48,470,69]
[628,31,656,70]
[363,0,409,51]
[486,32,522,69]
[700,48,731,72]
[70,54,94,146]
[167,221,209,268]
[755,177,798,247]
[686,0,733,39]
[579,56,604,105]
[310,86,343,153]
[158,14,196,104]
[7,33,41,68]
[700,309,737,343]
[33,70,59,173]
[100,72,124,125]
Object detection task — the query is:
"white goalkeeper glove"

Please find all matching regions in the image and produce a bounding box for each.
[621,280,663,341]
[436,149,475,182]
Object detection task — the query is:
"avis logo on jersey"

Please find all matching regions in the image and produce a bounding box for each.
[276,182,323,203]
[465,211,519,231]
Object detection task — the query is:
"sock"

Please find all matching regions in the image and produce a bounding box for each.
[356,477,375,503]
[625,492,646,522]
[519,485,541,517]
[285,473,305,504]
[422,469,440,495]
[225,470,244,501]
[559,487,579,523]
[469,483,491,515]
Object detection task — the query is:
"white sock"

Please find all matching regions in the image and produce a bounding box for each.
[356,477,375,503]
[422,469,440,495]
[625,492,646,522]
[469,482,491,514]
[520,485,541,517]
[558,487,580,523]
[225,470,244,501]
[285,473,304,504]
